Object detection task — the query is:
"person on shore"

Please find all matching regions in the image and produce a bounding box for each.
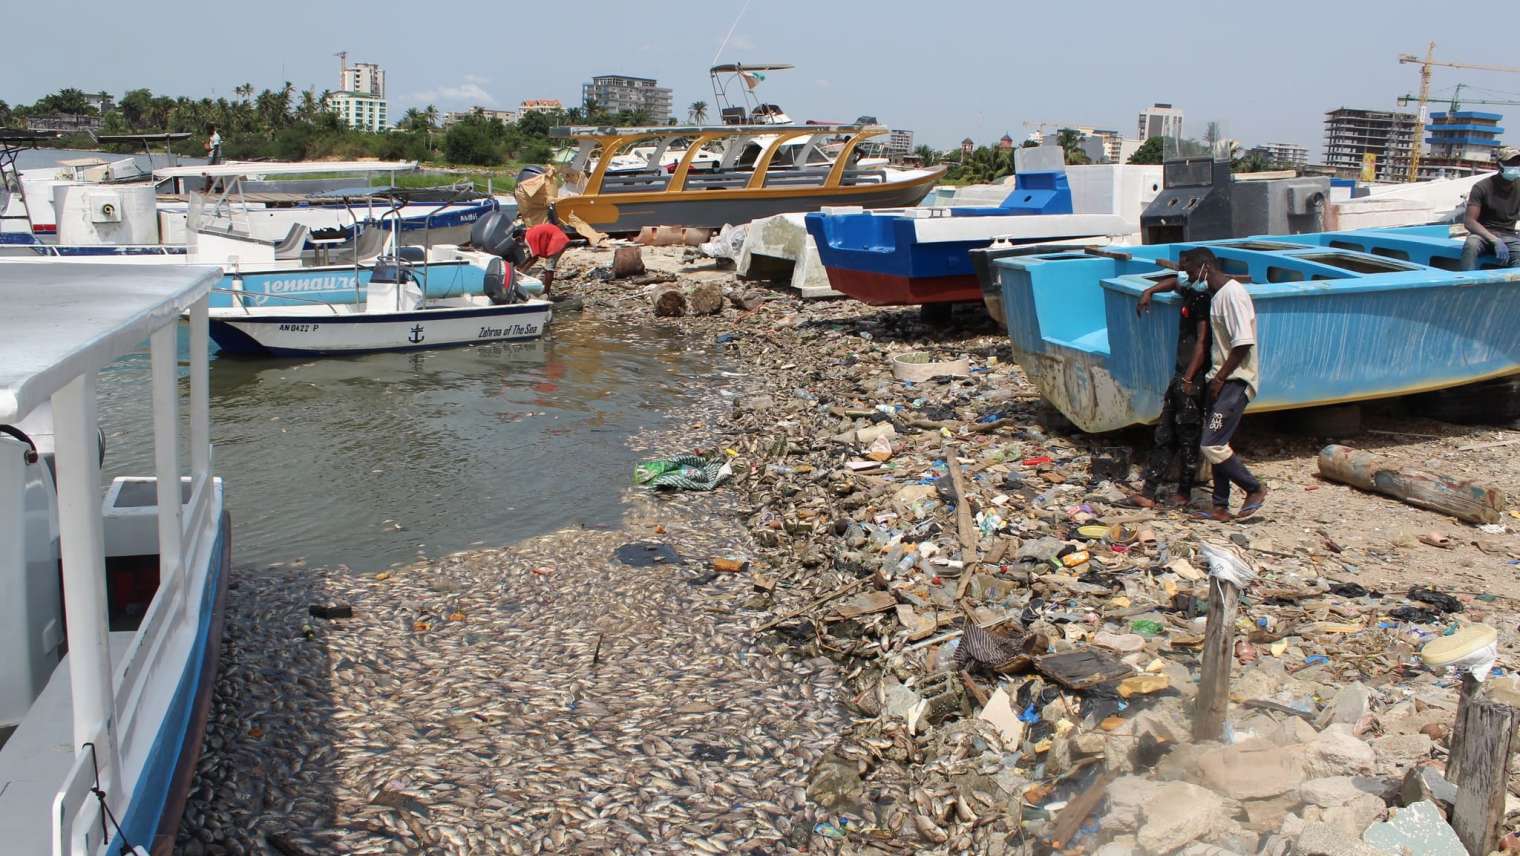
[519,223,570,299]
[1186,247,1267,522]
[203,124,223,194]
[1460,145,1520,270]
[1127,262,1212,509]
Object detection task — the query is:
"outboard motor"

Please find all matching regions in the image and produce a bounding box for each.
[1141,158,1233,244]
[483,257,525,306]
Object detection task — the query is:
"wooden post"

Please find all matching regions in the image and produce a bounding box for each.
[944,444,980,600]
[1317,444,1505,524]
[1450,699,1517,856]
[1193,575,1240,741]
[1446,673,1482,786]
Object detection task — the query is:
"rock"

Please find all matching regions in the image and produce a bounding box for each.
[1371,732,1434,767]
[686,282,725,315]
[1320,681,1372,727]
[1177,845,1247,856]
[651,286,686,317]
[1137,782,1228,854]
[806,751,864,812]
[1299,776,1368,808]
[1102,775,1162,832]
[1243,793,1303,830]
[1311,792,1385,838]
[1094,844,1137,856]
[1398,765,1457,811]
[1361,800,1465,856]
[611,244,645,278]
[1197,739,1308,800]
[1294,821,1387,856]
[1305,723,1376,777]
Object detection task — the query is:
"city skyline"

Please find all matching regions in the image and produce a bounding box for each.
[4,0,1516,159]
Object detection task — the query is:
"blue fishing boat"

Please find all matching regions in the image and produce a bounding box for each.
[802,148,1157,306]
[992,226,1520,433]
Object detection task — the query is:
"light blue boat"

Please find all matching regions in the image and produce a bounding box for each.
[993,225,1520,432]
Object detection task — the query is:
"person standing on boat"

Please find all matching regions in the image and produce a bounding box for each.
[202,124,223,195]
[1185,248,1267,522]
[1127,265,1212,509]
[1460,145,1520,270]
[519,223,571,299]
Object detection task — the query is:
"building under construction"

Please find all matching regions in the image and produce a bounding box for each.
[1322,108,1417,181]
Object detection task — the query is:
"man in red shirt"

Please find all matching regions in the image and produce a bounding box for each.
[521,223,571,298]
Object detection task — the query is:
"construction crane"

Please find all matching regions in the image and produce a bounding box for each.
[1398,43,1520,181]
[1398,84,1520,112]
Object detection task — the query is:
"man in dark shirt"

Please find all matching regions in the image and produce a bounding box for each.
[1460,145,1520,270]
[1127,267,1212,508]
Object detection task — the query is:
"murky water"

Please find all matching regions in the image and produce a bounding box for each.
[96,315,718,571]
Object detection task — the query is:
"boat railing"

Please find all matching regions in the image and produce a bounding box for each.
[50,284,215,856]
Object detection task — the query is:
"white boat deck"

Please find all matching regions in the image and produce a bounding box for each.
[0,634,136,855]
[0,263,222,421]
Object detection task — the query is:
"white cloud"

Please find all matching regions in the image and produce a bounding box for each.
[404,82,496,106]
[462,73,490,85]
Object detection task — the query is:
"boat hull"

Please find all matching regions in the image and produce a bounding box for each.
[210,301,552,357]
[555,168,944,233]
[995,227,1520,432]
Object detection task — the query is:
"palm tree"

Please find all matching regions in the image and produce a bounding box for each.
[688,101,708,125]
[234,83,253,102]
[423,105,439,129]
[912,144,939,166]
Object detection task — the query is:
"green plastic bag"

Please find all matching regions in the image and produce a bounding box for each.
[633,455,732,491]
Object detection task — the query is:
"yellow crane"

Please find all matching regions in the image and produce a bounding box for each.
[1399,43,1520,181]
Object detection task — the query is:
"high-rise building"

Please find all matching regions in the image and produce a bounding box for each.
[1322,108,1416,181]
[330,58,388,132]
[885,129,914,159]
[1137,103,1184,142]
[581,75,673,122]
[1247,142,1309,169]
[1423,111,1505,176]
[442,108,518,128]
[519,99,563,115]
[341,62,385,97]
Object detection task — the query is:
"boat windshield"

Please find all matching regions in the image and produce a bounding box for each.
[1293,252,1420,274]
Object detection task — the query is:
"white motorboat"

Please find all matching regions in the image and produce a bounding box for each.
[0,261,230,855]
[209,256,551,357]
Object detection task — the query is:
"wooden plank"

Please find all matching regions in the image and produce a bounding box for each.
[1048,771,1117,849]
[944,443,979,601]
[1450,699,1517,856]
[1193,575,1240,741]
[1446,673,1483,786]
[1317,444,1505,525]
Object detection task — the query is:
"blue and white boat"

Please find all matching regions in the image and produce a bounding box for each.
[0,262,230,854]
[992,226,1520,432]
[802,147,1159,306]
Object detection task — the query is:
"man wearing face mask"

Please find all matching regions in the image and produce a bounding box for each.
[1128,256,1212,508]
[1187,247,1267,521]
[1460,145,1520,271]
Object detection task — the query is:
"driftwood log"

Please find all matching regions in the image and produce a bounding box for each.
[1317,444,1505,524]
[612,245,646,278]
[1450,698,1518,856]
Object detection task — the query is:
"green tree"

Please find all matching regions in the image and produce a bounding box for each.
[688,101,708,124]
[443,115,506,165]
[1128,136,1165,164]
[0,100,11,127]
[234,83,253,102]
[912,144,939,166]
[1055,128,1091,165]
[35,88,95,115]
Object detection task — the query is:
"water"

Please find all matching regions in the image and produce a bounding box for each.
[95,315,719,571]
[13,148,204,173]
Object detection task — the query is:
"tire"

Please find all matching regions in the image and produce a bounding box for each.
[1407,377,1520,426]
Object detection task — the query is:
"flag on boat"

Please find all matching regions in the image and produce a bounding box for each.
[740,70,766,89]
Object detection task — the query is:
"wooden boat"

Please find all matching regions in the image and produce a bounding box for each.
[0,262,230,854]
[991,226,1520,432]
[548,123,945,233]
[804,148,1158,307]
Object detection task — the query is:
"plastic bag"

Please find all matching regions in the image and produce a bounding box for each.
[633,455,733,491]
[1199,542,1256,588]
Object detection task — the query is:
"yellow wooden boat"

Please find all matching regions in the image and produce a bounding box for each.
[547,123,946,234]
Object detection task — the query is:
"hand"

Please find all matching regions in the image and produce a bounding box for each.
[1137,290,1154,316]
[1208,377,1225,400]
[1179,377,1197,395]
[1497,241,1512,265]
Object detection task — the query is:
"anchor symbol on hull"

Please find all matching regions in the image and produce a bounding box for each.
[407,324,425,344]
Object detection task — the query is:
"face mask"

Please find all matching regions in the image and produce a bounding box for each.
[1177,268,1208,291]
[1503,166,1520,182]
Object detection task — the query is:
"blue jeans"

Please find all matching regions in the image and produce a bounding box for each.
[1460,232,1520,270]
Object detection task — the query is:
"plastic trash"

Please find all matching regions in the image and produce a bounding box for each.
[1407,586,1463,614]
[1130,619,1164,638]
[1421,623,1499,682]
[1199,542,1256,588]
[632,455,733,490]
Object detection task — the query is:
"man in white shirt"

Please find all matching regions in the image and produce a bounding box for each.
[1177,248,1266,521]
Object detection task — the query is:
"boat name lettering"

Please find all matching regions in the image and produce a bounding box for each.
[479,323,541,338]
[277,323,319,332]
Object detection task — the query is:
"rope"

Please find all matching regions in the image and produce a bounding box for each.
[83,742,138,856]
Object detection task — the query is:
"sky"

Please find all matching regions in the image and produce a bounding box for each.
[6,0,1518,159]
